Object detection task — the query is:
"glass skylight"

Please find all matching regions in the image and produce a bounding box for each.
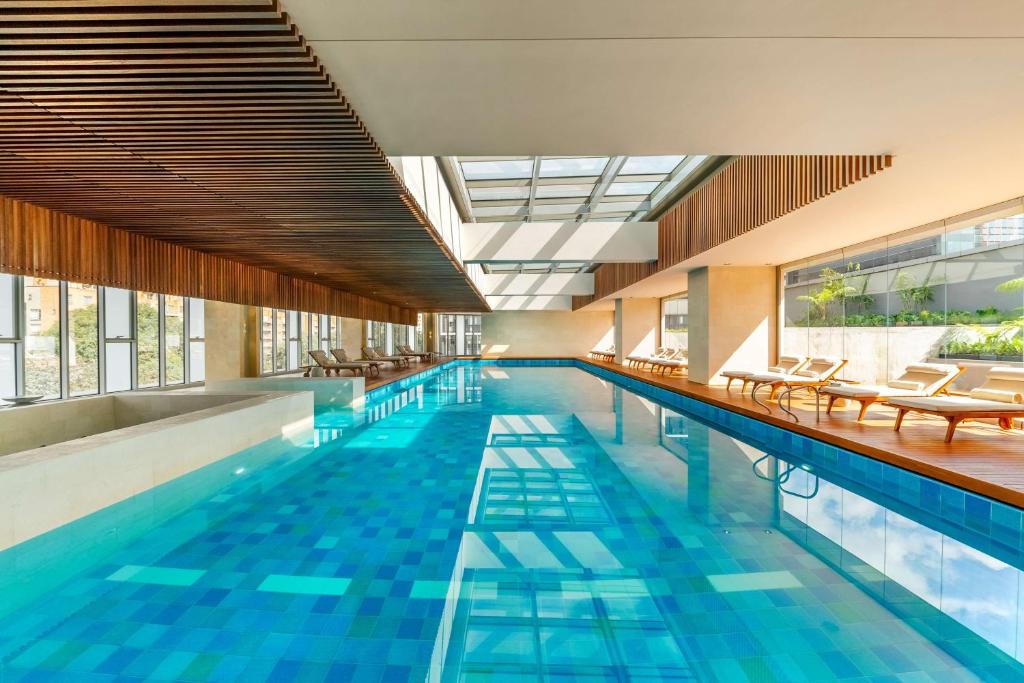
[453,155,713,224]
[468,186,531,201]
[461,159,534,181]
[621,155,686,175]
[539,157,609,178]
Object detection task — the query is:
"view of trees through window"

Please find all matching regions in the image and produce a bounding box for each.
[783,205,1024,387]
[2,273,204,400]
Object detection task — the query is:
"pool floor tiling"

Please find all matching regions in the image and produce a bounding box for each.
[1,362,1023,682]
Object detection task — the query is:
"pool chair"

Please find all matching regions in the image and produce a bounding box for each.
[363,346,410,368]
[308,349,366,376]
[398,344,432,362]
[748,357,847,401]
[331,348,382,376]
[821,362,964,421]
[649,349,688,375]
[721,356,808,392]
[626,347,671,369]
[589,346,616,361]
[888,366,1024,443]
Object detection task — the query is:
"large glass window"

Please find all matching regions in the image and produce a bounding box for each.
[187,298,205,383]
[23,278,61,399]
[661,297,688,350]
[436,313,481,356]
[288,311,300,369]
[261,308,274,373]
[368,321,387,351]
[67,282,99,397]
[164,295,185,385]
[0,274,207,401]
[782,202,1024,389]
[136,292,160,388]
[274,309,287,372]
[104,288,134,393]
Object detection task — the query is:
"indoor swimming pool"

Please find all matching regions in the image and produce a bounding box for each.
[1,361,1023,682]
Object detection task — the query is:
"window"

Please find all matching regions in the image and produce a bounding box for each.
[136,292,160,388]
[782,201,1024,389]
[415,314,424,351]
[23,278,60,399]
[187,298,205,383]
[661,297,688,350]
[103,288,133,393]
[261,308,274,373]
[274,309,287,372]
[287,310,300,370]
[0,274,209,400]
[67,282,99,397]
[164,295,185,385]
[436,313,481,356]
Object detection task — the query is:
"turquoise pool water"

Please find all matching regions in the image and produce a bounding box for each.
[1,362,1023,682]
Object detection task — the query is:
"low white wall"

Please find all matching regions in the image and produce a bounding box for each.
[206,376,364,408]
[0,390,313,550]
[481,310,614,358]
[782,325,1016,389]
[0,393,251,456]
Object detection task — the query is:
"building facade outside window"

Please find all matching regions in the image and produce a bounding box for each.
[436,313,482,356]
[259,309,348,375]
[782,200,1024,390]
[0,272,205,400]
[661,296,688,350]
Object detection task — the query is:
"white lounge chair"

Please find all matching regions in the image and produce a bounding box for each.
[721,356,808,392]
[589,346,616,361]
[748,357,847,400]
[649,349,688,375]
[821,363,964,421]
[626,348,672,369]
[888,366,1024,442]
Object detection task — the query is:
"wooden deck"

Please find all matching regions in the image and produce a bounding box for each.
[578,358,1024,508]
[363,357,450,392]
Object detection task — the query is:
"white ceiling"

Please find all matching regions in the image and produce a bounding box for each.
[282,0,1024,302]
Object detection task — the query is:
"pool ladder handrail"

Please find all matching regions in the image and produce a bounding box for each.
[752,382,823,423]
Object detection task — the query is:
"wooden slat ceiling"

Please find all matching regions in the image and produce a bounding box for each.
[0,0,488,313]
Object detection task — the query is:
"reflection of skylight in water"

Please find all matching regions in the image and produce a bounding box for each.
[621,155,685,175]
[539,157,608,178]
[461,159,534,180]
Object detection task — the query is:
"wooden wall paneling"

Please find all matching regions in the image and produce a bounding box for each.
[0,195,417,325]
[575,154,892,310]
[0,1,486,313]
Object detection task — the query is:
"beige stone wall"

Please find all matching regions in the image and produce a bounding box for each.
[338,317,365,358]
[689,266,777,384]
[205,301,260,381]
[481,310,614,358]
[614,298,660,363]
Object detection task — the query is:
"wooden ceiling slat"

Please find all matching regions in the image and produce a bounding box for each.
[0,0,486,312]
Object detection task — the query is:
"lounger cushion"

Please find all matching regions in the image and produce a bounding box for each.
[969,388,1024,404]
[822,384,909,398]
[987,367,1024,381]
[887,396,1024,413]
[905,363,953,375]
[794,369,822,378]
[887,379,926,392]
[722,370,753,379]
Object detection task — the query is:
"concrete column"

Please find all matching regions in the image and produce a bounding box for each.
[613,297,660,364]
[204,301,260,381]
[687,266,777,385]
